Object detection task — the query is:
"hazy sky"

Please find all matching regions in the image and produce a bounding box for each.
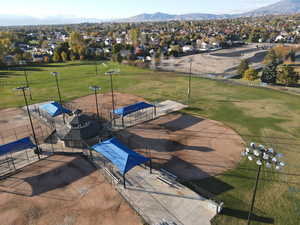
[1,0,280,18]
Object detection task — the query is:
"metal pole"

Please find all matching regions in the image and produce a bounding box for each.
[24,71,32,100]
[94,89,100,120]
[22,88,40,159]
[188,61,192,102]
[123,174,126,189]
[95,61,98,76]
[110,73,116,125]
[54,74,66,124]
[247,165,262,225]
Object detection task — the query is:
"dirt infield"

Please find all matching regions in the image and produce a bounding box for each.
[118,113,244,181]
[0,108,52,145]
[68,92,146,119]
[0,154,141,225]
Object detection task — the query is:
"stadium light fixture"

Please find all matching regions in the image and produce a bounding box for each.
[89,85,101,119]
[15,86,40,159]
[51,72,66,124]
[241,143,285,225]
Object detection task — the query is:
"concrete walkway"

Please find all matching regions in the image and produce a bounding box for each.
[119,167,216,225]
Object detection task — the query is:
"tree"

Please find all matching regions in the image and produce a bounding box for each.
[261,63,277,84]
[53,51,61,62]
[264,49,278,65]
[237,59,249,77]
[69,32,86,58]
[244,68,258,81]
[130,28,140,47]
[61,51,68,62]
[277,64,299,86]
[112,43,123,55]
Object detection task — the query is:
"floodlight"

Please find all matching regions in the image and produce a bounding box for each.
[253,150,260,157]
[256,160,262,166]
[89,85,101,91]
[263,153,269,160]
[275,165,281,170]
[266,162,272,168]
[250,142,256,149]
[277,153,283,158]
[279,161,285,167]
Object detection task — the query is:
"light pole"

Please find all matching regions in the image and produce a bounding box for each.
[95,61,98,76]
[51,72,66,124]
[23,71,33,100]
[241,143,285,225]
[105,69,120,124]
[19,60,33,101]
[89,85,101,120]
[187,58,193,103]
[15,86,40,159]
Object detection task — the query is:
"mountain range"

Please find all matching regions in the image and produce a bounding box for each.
[1,0,300,26]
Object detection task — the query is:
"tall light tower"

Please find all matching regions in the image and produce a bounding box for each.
[241,143,285,225]
[187,57,193,103]
[15,86,40,159]
[89,85,101,120]
[105,69,120,124]
[51,72,66,124]
[19,60,33,100]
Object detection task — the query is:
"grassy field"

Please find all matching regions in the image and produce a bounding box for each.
[1,61,300,225]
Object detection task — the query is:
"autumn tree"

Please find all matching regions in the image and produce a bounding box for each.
[53,51,61,62]
[237,59,249,77]
[69,31,86,59]
[244,68,258,81]
[130,28,140,47]
[61,51,68,62]
[277,64,299,86]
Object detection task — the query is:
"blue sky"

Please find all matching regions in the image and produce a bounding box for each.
[1,0,280,18]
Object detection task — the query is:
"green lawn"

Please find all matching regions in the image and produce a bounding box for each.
[1,61,300,225]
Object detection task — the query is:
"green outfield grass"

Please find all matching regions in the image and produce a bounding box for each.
[1,61,300,225]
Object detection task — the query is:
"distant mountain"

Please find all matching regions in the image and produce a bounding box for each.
[118,12,232,22]
[2,0,300,26]
[241,0,300,17]
[0,15,104,26]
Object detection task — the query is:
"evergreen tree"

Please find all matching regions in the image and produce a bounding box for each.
[261,62,278,84]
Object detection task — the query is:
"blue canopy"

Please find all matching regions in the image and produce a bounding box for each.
[0,137,36,156]
[113,102,154,117]
[40,101,71,117]
[92,137,150,175]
